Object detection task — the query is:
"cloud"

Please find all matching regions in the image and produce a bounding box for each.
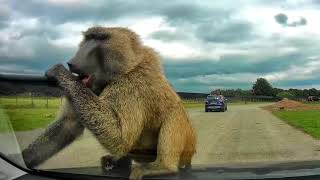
[275,13,288,25]
[1,0,320,92]
[0,64,40,74]
[149,30,187,42]
[0,1,11,28]
[274,13,307,27]
[171,59,320,92]
[290,17,307,27]
[264,60,320,82]
[196,21,254,43]
[10,0,220,25]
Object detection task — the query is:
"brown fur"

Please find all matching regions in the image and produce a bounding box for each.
[23,27,197,180]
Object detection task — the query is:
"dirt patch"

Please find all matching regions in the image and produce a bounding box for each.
[263,98,320,111]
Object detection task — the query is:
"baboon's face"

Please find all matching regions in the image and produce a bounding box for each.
[68,27,140,95]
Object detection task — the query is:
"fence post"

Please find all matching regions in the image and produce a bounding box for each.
[31,92,34,108]
[46,96,49,108]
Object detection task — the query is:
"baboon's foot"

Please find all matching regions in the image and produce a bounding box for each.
[101,155,131,171]
[129,163,178,180]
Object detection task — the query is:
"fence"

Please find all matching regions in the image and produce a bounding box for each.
[0,74,285,106]
[181,95,281,103]
[0,92,281,108]
[0,94,63,108]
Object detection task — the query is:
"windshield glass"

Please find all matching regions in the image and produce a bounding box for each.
[207,96,220,101]
[0,106,27,168]
[1,0,320,179]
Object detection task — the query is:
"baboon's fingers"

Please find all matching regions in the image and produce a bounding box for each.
[101,155,115,171]
[129,162,178,180]
[129,166,144,180]
[101,155,132,172]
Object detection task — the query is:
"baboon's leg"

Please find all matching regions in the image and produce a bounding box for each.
[22,99,84,168]
[129,120,184,180]
[47,65,131,157]
[180,153,192,169]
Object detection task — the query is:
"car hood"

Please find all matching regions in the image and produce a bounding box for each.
[42,160,320,180]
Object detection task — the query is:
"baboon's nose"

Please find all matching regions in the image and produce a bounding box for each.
[67,62,81,74]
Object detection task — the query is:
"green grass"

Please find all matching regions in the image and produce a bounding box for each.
[4,107,59,131]
[183,102,203,109]
[303,101,320,105]
[0,97,61,132]
[272,110,320,138]
[0,108,12,132]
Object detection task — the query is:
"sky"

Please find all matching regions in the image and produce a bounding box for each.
[1,0,320,92]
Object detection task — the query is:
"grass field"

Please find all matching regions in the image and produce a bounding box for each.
[272,110,320,139]
[183,102,203,108]
[1,97,208,131]
[0,97,62,132]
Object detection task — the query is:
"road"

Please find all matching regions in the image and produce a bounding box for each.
[190,104,320,165]
[11,103,320,169]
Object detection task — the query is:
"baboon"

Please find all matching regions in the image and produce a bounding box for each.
[22,27,197,180]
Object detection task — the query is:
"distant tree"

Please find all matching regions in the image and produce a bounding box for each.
[288,88,303,97]
[303,89,309,97]
[273,88,284,96]
[276,91,294,99]
[308,88,318,96]
[217,89,252,97]
[252,78,275,96]
[211,89,221,95]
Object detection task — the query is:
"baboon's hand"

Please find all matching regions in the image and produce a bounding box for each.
[45,64,70,81]
[130,166,144,180]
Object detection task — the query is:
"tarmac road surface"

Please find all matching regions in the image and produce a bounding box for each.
[11,103,320,169]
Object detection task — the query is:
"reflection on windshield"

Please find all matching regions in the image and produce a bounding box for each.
[0,95,107,170]
[1,0,320,179]
[1,88,320,170]
[0,105,26,168]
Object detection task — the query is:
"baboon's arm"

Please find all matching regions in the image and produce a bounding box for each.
[46,64,125,155]
[22,99,84,168]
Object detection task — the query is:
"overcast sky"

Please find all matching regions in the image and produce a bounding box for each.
[1,0,320,92]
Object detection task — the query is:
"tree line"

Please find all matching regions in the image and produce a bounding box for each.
[213,78,319,99]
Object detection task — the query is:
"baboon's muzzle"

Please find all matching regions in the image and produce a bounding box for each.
[67,62,85,76]
[67,62,93,87]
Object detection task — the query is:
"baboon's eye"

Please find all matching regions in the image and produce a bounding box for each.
[85,33,111,41]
